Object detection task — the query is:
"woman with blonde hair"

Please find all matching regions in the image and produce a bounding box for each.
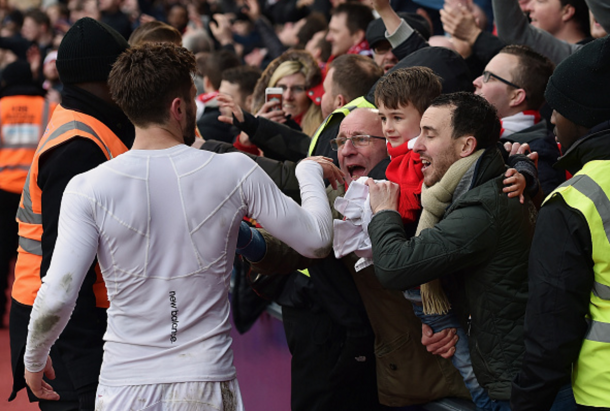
[251,49,323,136]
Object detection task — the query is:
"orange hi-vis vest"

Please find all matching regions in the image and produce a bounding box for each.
[0,95,56,194]
[12,105,129,307]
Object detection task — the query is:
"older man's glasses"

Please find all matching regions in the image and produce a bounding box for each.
[330,135,386,151]
[482,71,522,89]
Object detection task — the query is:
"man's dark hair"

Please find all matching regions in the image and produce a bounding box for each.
[196,50,240,90]
[430,92,501,150]
[24,9,50,28]
[297,12,328,47]
[500,45,555,111]
[109,43,196,127]
[329,54,382,102]
[331,3,374,35]
[561,0,590,37]
[221,65,262,97]
[375,67,442,115]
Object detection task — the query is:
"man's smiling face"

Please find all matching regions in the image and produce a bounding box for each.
[337,108,388,181]
[414,105,463,187]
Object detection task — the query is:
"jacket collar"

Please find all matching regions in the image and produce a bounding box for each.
[61,84,135,149]
[555,120,610,175]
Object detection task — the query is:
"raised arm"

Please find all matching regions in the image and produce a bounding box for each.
[368,201,496,290]
[242,158,334,259]
[492,0,580,65]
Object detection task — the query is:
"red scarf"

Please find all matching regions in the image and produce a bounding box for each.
[326,40,373,66]
[347,39,372,57]
[197,91,219,104]
[385,142,423,224]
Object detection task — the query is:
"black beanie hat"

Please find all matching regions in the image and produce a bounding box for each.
[545,35,610,128]
[56,17,129,85]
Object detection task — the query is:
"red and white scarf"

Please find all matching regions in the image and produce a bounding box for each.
[500,110,540,138]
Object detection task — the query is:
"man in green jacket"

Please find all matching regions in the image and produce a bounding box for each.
[367,92,534,408]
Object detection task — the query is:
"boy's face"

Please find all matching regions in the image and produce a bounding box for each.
[377,102,422,148]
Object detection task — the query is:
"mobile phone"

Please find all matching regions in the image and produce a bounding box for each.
[265,87,283,110]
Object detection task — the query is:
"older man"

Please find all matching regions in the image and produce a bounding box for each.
[367,92,533,409]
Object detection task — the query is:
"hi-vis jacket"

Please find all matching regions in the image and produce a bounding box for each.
[0,95,56,194]
[12,105,128,307]
[544,159,610,408]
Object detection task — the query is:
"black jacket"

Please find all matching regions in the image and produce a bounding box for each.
[200,139,301,203]
[236,110,310,163]
[9,84,134,402]
[366,39,474,104]
[511,122,610,411]
[369,147,534,400]
[197,106,239,144]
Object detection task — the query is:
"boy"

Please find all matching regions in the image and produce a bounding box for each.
[373,67,493,410]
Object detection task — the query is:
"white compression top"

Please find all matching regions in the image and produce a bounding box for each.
[24,145,332,386]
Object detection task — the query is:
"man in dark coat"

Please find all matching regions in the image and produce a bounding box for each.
[512,35,610,411]
[367,92,534,407]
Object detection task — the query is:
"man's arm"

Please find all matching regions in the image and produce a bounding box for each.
[368,203,497,290]
[511,198,593,411]
[241,158,333,259]
[248,115,310,162]
[201,140,302,203]
[24,175,100,396]
[38,139,107,278]
[492,0,580,65]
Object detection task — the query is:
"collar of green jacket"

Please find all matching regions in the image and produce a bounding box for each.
[456,146,506,196]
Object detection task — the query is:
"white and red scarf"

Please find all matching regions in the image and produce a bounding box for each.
[500,110,540,137]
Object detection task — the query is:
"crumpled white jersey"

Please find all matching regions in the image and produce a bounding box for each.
[333,176,383,271]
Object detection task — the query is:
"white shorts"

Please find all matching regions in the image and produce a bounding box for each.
[95,379,244,411]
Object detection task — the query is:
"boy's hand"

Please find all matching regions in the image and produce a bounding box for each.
[503,168,526,203]
[365,179,400,214]
[504,141,539,170]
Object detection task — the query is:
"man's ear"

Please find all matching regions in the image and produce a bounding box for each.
[561,4,576,22]
[334,93,346,111]
[458,135,477,157]
[169,97,184,122]
[352,29,365,45]
[509,88,527,108]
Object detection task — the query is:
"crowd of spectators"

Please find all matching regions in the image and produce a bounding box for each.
[1,0,610,410]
